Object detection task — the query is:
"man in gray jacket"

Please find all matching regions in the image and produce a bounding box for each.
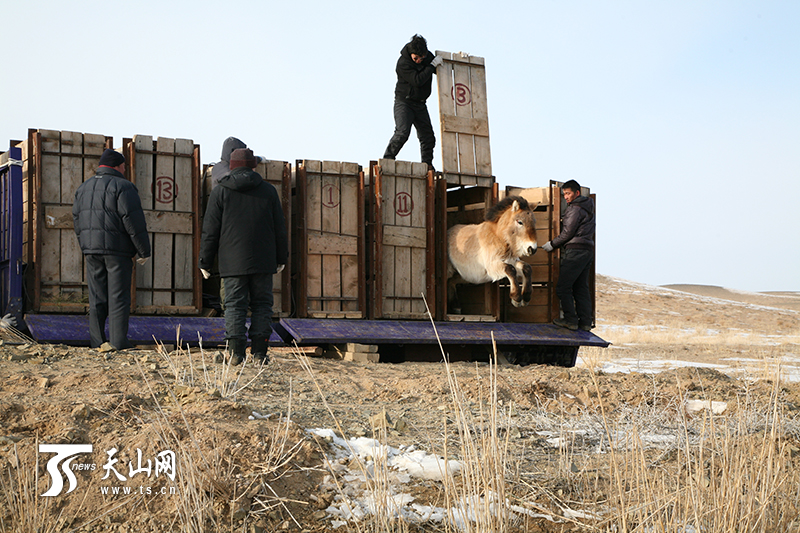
[73,149,151,350]
[542,180,596,331]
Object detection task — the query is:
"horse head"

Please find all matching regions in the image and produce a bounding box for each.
[486,195,538,258]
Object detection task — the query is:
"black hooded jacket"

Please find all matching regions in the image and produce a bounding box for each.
[551,195,595,249]
[199,167,288,277]
[210,136,247,188]
[394,42,436,102]
[72,166,151,258]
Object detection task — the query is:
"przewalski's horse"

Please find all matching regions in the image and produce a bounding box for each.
[447,195,538,312]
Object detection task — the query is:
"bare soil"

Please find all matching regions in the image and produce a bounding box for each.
[1,275,798,532]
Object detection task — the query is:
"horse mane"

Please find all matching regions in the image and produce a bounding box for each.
[484,195,529,222]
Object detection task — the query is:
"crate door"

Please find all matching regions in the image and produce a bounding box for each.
[254,159,292,317]
[128,135,200,314]
[297,160,364,318]
[435,51,493,188]
[372,160,434,319]
[30,130,110,312]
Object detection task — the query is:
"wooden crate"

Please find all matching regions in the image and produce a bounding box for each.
[19,129,112,312]
[198,160,293,317]
[501,185,559,323]
[254,159,292,317]
[501,183,597,325]
[369,159,434,319]
[125,135,201,314]
[435,179,499,321]
[295,160,365,318]
[435,51,493,188]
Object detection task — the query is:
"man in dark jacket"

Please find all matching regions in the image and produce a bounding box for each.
[542,180,596,331]
[199,148,288,365]
[383,34,443,170]
[73,148,151,350]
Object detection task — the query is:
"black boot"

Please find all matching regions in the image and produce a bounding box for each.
[227,338,247,366]
[251,337,269,364]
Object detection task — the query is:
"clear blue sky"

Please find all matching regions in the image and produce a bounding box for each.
[2,1,798,292]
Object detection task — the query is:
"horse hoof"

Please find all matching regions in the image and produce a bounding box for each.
[511,299,527,308]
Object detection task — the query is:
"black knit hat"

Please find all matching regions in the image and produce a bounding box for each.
[230,148,257,169]
[99,149,125,167]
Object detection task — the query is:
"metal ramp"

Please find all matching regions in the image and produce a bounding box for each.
[276,318,609,367]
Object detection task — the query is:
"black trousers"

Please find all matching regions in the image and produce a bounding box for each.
[85,254,134,349]
[556,248,593,327]
[383,98,436,165]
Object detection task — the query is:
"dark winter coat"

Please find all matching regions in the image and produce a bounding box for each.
[210,136,247,188]
[199,167,288,277]
[551,194,595,249]
[72,167,151,258]
[394,42,436,102]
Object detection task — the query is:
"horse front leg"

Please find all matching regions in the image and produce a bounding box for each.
[503,263,526,307]
[517,260,533,304]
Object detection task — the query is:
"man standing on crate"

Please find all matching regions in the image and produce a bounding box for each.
[383,34,443,171]
[542,180,596,332]
[73,148,150,351]
[199,148,288,366]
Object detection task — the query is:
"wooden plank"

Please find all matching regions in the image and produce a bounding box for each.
[435,52,459,174]
[395,173,412,314]
[133,135,154,307]
[470,63,492,176]
[307,231,358,255]
[442,115,489,137]
[59,133,83,289]
[305,162,322,312]
[320,162,341,312]
[173,139,194,307]
[152,137,175,306]
[340,166,360,313]
[453,59,476,176]
[381,172,396,316]
[411,175,427,314]
[383,226,427,248]
[39,131,61,296]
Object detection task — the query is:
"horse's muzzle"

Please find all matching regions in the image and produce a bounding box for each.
[527,246,537,256]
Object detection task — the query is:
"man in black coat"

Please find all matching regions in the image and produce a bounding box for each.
[542,180,596,331]
[383,34,443,170]
[73,148,151,350]
[199,148,288,365]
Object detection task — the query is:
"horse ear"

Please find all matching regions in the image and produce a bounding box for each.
[512,200,520,212]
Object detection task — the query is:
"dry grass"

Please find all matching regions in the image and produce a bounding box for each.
[135,347,305,532]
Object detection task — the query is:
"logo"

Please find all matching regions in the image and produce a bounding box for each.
[39,444,93,497]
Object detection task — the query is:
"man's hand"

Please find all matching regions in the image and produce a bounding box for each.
[542,241,554,252]
[276,264,285,274]
[201,269,211,280]
[0,313,17,329]
[136,257,148,265]
[430,55,444,68]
